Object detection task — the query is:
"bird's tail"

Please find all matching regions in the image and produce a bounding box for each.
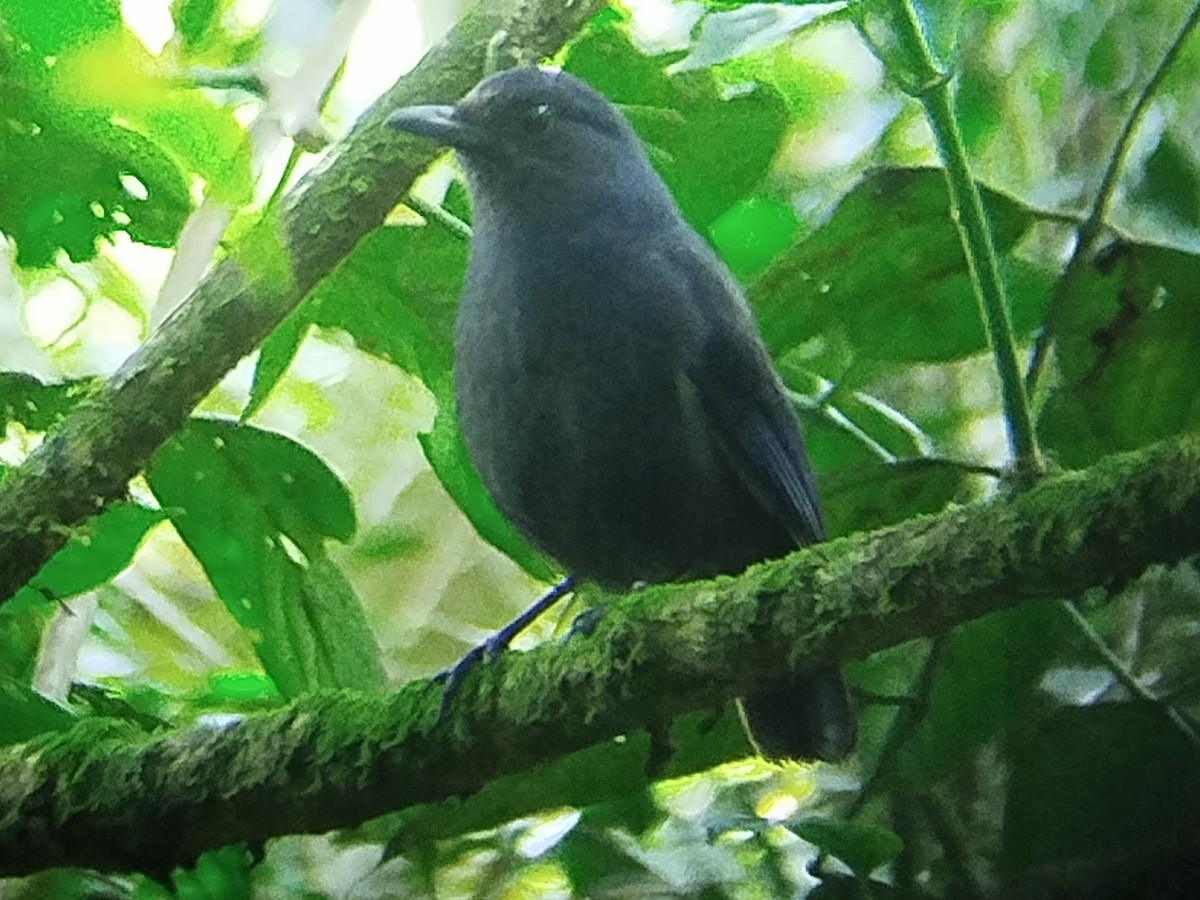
[737,666,857,762]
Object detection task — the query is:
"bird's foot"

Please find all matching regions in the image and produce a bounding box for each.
[434,575,577,720]
[434,631,511,718]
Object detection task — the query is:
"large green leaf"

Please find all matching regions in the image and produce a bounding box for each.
[0,0,119,56]
[751,167,1048,382]
[564,25,791,229]
[0,0,252,266]
[146,418,383,697]
[1041,242,1200,466]
[0,84,193,265]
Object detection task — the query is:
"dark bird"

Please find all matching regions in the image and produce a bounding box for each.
[390,67,855,761]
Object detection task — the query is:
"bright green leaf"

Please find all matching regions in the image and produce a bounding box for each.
[709,195,800,281]
[0,679,76,745]
[565,26,790,229]
[30,502,164,599]
[146,418,381,696]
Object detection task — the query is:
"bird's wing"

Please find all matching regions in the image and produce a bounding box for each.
[650,234,827,546]
[694,319,826,546]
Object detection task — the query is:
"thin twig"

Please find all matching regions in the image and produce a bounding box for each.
[1059,599,1200,749]
[852,636,946,816]
[405,194,473,242]
[1025,2,1200,397]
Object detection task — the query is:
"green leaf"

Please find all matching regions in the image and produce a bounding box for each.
[29,501,164,599]
[1134,133,1200,228]
[1041,242,1200,466]
[172,0,222,50]
[0,595,55,680]
[0,98,194,265]
[170,844,254,900]
[751,168,1046,381]
[0,9,197,264]
[708,195,800,281]
[1083,20,1128,91]
[661,705,755,778]
[134,95,255,206]
[793,817,904,879]
[0,373,95,431]
[200,670,283,708]
[564,26,791,229]
[307,224,461,381]
[146,418,383,696]
[388,731,659,856]
[0,679,76,745]
[819,458,976,538]
[891,602,1070,789]
[0,0,119,56]
[0,1,254,266]
[245,311,308,422]
[556,817,641,895]
[169,0,265,68]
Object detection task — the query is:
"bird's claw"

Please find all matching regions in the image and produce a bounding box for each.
[435,634,505,717]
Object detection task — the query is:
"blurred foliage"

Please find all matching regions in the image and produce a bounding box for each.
[1,0,1200,898]
[0,0,252,267]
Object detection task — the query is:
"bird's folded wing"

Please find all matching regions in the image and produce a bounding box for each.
[642,236,827,547]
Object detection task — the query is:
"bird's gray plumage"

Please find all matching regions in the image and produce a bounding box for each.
[391,67,854,761]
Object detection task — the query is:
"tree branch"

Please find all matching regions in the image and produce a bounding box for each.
[2,433,1197,877]
[0,0,608,607]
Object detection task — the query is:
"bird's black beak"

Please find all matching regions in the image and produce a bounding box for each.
[388,104,487,150]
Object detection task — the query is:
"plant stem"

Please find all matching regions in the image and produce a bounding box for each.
[871,0,1044,480]
[1060,599,1200,748]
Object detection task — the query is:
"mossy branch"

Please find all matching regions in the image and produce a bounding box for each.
[2,433,1197,877]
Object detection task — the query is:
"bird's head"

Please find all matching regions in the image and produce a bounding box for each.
[389,67,671,222]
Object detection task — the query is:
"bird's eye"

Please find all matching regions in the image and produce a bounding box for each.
[522,102,552,133]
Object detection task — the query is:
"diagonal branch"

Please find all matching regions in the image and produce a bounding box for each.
[2,433,1198,877]
[0,0,608,607]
